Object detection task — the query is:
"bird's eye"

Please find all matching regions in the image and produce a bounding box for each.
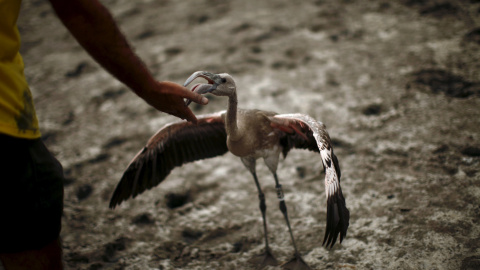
[221,78,227,83]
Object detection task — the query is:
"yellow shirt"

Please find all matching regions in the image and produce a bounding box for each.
[0,0,41,139]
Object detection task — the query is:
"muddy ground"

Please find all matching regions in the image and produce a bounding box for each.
[18,0,480,269]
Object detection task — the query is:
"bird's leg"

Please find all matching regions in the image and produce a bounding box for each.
[273,173,312,270]
[273,174,299,255]
[248,171,279,269]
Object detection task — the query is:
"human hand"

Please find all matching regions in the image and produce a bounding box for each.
[142,81,208,124]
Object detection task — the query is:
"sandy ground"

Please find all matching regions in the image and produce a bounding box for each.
[18,0,480,269]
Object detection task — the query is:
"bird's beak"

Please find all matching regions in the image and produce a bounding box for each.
[184,83,214,106]
[184,71,223,106]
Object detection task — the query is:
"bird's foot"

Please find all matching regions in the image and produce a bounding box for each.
[281,253,311,270]
[248,248,279,269]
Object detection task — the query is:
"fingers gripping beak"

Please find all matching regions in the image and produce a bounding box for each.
[183,71,223,106]
[185,83,216,105]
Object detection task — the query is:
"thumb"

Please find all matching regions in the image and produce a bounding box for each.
[183,89,209,105]
[160,81,209,105]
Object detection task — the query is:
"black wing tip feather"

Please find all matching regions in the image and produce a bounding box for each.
[109,146,152,209]
[109,198,120,209]
[109,151,166,209]
[332,152,341,180]
[109,170,136,209]
[279,129,319,159]
[322,188,350,248]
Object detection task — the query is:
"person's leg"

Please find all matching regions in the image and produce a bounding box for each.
[0,238,62,270]
[0,135,64,270]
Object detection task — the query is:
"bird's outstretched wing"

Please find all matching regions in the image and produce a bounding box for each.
[269,113,350,248]
[109,111,228,209]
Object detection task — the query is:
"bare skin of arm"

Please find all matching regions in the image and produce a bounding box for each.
[48,0,208,123]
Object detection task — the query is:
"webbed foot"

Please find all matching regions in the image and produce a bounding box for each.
[281,253,311,270]
[248,248,279,269]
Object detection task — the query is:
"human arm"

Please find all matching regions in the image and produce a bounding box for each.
[47,0,207,123]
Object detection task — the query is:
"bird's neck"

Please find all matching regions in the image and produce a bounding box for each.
[226,92,239,139]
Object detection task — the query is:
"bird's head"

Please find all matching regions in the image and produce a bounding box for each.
[184,71,236,105]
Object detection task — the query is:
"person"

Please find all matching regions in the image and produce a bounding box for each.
[0,0,208,269]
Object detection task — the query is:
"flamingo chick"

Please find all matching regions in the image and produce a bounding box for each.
[109,71,350,270]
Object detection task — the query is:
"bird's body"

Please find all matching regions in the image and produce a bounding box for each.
[109,71,349,270]
[226,109,278,157]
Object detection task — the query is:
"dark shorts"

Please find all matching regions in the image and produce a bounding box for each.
[0,134,64,253]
